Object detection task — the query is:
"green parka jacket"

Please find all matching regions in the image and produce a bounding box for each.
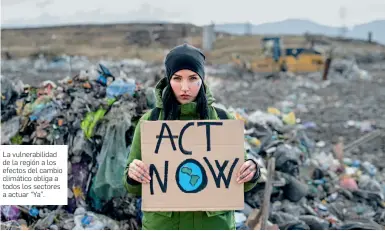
[123,77,259,230]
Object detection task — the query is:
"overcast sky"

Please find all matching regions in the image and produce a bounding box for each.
[2,0,385,27]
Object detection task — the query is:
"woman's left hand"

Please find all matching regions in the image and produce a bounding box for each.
[237,160,257,184]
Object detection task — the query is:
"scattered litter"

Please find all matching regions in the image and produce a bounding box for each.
[1,55,385,230]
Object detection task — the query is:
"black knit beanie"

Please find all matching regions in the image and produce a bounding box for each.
[164,43,206,81]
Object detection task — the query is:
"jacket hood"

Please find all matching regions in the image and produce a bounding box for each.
[154,77,216,109]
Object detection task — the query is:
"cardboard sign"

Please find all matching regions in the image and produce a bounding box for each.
[141,120,245,211]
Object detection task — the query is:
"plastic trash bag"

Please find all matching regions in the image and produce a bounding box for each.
[267,107,281,116]
[1,205,20,221]
[278,171,308,202]
[34,210,56,230]
[73,207,120,230]
[283,111,296,125]
[1,76,19,109]
[90,121,131,201]
[359,175,383,194]
[246,123,276,157]
[81,107,107,139]
[247,110,283,130]
[0,220,24,230]
[67,162,91,214]
[362,161,377,176]
[270,212,310,230]
[106,79,136,98]
[71,130,92,158]
[235,212,247,229]
[29,102,60,122]
[299,215,330,230]
[1,116,20,144]
[274,144,300,176]
[281,200,305,217]
[340,220,382,230]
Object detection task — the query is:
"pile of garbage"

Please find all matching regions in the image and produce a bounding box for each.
[222,106,385,230]
[1,64,154,230]
[2,61,385,230]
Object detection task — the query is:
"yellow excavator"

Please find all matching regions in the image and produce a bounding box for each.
[232,37,325,74]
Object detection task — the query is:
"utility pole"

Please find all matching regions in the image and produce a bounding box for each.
[245,21,252,36]
[339,6,348,38]
[202,21,215,51]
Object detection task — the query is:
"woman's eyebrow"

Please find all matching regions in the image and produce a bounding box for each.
[173,74,197,77]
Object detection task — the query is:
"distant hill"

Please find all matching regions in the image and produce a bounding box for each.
[214,19,385,45]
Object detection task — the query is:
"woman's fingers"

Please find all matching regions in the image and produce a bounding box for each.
[133,160,151,180]
[134,159,150,173]
[129,167,145,183]
[238,160,254,178]
[237,168,255,184]
[237,162,257,183]
[237,161,252,177]
[130,162,146,178]
[129,161,151,183]
[130,167,150,183]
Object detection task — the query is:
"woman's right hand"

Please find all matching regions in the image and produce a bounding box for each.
[128,159,151,184]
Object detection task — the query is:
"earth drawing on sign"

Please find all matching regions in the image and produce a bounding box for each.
[176,159,207,193]
[181,166,200,186]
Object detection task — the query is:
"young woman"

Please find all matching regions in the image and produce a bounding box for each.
[123,44,260,230]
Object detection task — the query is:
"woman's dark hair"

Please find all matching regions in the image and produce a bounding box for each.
[162,85,208,120]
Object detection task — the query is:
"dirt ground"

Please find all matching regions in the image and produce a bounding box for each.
[2,23,385,65]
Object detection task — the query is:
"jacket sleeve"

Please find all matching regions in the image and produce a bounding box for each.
[123,110,152,196]
[225,111,259,192]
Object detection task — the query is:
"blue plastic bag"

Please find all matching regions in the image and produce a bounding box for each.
[106,79,136,98]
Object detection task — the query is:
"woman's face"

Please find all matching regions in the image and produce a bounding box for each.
[170,69,202,104]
